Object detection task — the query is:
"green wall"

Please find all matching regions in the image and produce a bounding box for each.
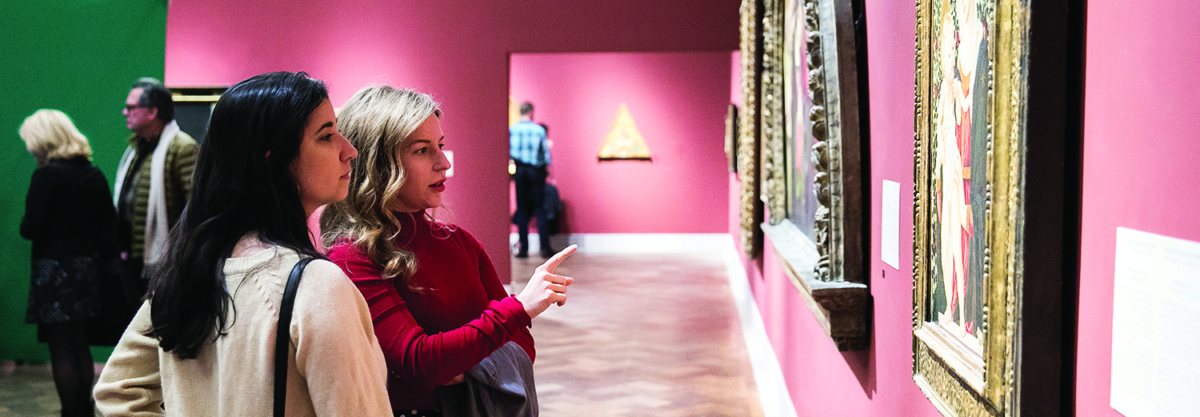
[1,0,167,361]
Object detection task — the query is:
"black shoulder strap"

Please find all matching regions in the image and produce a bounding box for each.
[275,256,313,417]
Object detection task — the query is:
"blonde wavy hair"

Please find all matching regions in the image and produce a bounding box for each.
[321,85,442,289]
[19,109,92,166]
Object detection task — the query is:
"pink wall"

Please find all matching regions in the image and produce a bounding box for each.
[509,52,731,234]
[164,0,739,281]
[1076,1,1200,415]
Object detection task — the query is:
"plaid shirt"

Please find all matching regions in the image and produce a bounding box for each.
[509,121,549,166]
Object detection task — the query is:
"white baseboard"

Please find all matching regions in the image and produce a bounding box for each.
[722,237,799,417]
[509,233,730,254]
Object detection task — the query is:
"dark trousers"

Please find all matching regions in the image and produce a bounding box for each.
[513,164,551,255]
[118,258,146,308]
[86,257,144,346]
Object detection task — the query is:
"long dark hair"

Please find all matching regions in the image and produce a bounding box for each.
[145,71,328,359]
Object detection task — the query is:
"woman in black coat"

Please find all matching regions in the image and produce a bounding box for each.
[18,109,117,417]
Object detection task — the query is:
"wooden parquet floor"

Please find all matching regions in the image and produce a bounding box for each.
[512,250,764,417]
[0,250,763,417]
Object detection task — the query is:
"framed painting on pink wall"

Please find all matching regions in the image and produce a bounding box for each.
[913,0,1013,413]
[752,0,869,350]
[724,103,739,173]
[912,0,1080,413]
[597,103,652,161]
[912,0,1030,414]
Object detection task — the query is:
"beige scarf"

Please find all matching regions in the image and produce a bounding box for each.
[113,120,180,264]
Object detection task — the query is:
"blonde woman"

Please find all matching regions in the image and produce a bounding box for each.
[19,109,118,417]
[321,85,574,415]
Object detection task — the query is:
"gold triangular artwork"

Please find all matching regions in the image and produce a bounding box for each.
[598,103,652,161]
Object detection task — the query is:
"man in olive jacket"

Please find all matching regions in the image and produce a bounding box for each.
[113,78,197,300]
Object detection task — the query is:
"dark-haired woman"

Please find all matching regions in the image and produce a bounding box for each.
[94,72,391,416]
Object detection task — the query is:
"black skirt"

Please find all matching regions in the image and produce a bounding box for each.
[26,256,100,325]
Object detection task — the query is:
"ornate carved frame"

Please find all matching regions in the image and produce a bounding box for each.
[911,0,1027,414]
[737,0,764,259]
[754,0,869,351]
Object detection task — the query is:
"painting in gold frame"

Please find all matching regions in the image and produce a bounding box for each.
[753,0,869,350]
[912,0,1027,414]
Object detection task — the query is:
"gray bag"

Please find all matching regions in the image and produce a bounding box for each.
[439,341,538,417]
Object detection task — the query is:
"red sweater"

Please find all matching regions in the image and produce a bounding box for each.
[326,212,535,410]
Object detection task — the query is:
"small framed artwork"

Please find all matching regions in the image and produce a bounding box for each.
[170,86,226,144]
[725,103,739,173]
[597,103,652,161]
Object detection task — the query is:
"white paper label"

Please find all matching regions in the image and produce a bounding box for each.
[1111,227,1200,417]
[881,180,900,269]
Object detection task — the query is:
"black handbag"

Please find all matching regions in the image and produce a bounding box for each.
[275,257,313,417]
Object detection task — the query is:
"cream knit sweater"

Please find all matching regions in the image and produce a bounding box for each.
[94,243,391,416]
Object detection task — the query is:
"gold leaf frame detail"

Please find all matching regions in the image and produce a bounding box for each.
[912,0,1026,414]
[738,0,764,258]
[760,0,786,226]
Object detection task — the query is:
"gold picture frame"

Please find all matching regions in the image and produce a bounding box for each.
[912,0,1027,414]
[737,0,764,259]
[753,0,869,350]
[169,86,226,144]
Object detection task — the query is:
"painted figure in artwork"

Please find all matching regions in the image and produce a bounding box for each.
[933,0,988,344]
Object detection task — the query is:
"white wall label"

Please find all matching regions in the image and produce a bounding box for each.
[1111,227,1200,417]
[881,180,900,269]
